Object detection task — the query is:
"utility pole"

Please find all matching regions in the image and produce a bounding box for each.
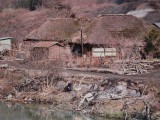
[80,27,83,57]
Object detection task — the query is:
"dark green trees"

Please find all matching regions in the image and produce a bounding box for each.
[144,29,160,58]
[13,0,42,11]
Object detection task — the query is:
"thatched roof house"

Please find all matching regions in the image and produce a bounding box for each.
[25,15,146,46]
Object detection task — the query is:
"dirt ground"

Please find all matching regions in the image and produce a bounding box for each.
[65,68,160,81]
[0,62,160,119]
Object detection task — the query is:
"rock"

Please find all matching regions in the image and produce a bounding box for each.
[15,92,21,98]
[7,94,12,100]
[79,93,94,108]
[0,64,9,69]
[138,84,145,88]
[128,89,138,97]
[24,97,28,101]
[85,93,94,102]
[57,81,67,89]
[93,84,98,90]
[136,92,141,97]
[97,81,128,100]
[74,84,92,94]
[28,98,33,101]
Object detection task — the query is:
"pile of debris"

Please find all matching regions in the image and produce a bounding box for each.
[9,75,147,104]
[1,73,158,119]
[122,61,154,75]
[76,78,145,109]
[15,76,63,92]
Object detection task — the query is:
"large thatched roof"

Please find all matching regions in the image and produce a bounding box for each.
[26,15,146,46]
[25,18,81,42]
[72,15,146,46]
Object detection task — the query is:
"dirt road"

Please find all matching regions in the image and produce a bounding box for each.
[65,69,160,82]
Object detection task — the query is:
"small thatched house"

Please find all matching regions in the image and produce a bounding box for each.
[24,18,81,60]
[26,18,81,42]
[25,15,146,67]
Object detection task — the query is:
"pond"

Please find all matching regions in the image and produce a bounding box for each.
[0,102,116,120]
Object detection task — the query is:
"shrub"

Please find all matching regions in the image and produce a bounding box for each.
[12,0,42,11]
[144,29,160,59]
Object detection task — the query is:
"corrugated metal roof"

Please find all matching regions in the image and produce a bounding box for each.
[154,22,160,29]
[32,41,58,48]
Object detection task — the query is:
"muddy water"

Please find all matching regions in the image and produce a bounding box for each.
[0,102,114,120]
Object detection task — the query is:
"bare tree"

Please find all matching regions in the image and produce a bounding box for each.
[22,46,64,87]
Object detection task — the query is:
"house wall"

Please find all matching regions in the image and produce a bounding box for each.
[67,44,143,67]
[0,39,12,52]
[22,41,33,58]
[49,45,62,59]
[49,46,72,60]
[92,48,116,57]
[0,38,19,59]
[30,47,49,60]
[67,47,112,67]
[23,41,73,62]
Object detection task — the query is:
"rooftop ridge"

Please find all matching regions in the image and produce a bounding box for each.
[98,14,133,17]
[0,37,13,40]
[47,18,78,21]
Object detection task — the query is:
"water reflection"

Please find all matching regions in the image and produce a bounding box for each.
[0,102,113,120]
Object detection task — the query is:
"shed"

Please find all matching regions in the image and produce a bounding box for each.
[0,37,14,52]
[24,18,81,61]
[30,41,68,60]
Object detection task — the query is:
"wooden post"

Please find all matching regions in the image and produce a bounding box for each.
[59,46,60,58]
[81,27,83,57]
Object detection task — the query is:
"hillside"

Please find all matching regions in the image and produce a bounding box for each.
[62,0,160,21]
[0,0,159,41]
[1,0,159,19]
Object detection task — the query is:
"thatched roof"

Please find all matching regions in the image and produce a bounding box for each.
[25,18,81,42]
[26,15,146,46]
[72,15,146,46]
